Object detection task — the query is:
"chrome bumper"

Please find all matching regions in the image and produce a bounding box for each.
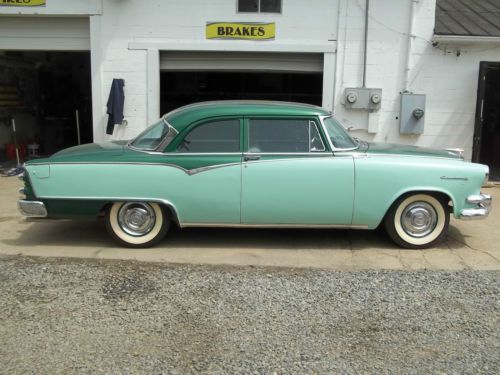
[459,194,492,220]
[18,200,48,218]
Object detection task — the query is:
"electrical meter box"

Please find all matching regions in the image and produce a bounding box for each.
[400,93,426,134]
[344,88,382,111]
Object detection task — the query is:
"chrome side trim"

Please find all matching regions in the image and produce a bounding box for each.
[335,151,367,158]
[187,162,241,175]
[242,157,333,167]
[180,222,369,229]
[28,157,337,175]
[30,196,181,223]
[441,176,469,181]
[18,200,47,218]
[360,153,466,160]
[160,152,243,156]
[126,152,333,156]
[27,161,241,176]
[130,152,333,157]
[243,152,332,156]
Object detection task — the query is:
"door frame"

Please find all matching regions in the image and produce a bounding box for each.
[472,61,500,162]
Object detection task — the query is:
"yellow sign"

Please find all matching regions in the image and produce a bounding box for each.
[0,0,45,6]
[206,22,275,40]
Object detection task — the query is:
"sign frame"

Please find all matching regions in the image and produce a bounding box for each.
[0,0,46,7]
[206,22,275,41]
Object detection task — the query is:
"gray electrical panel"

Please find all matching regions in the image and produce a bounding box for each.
[344,88,382,111]
[400,93,426,134]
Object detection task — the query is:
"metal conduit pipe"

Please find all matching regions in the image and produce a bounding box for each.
[404,0,419,92]
[362,0,369,88]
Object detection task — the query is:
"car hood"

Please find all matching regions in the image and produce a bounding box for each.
[365,142,463,160]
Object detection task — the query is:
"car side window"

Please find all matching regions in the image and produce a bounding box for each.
[248,118,326,153]
[176,119,240,153]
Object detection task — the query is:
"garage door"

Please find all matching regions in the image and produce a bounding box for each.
[160,52,323,73]
[0,17,90,51]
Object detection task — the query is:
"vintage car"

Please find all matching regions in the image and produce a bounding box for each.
[18,101,491,248]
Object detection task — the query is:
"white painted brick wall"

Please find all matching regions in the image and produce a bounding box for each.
[2,0,499,159]
[335,0,500,160]
[92,0,338,141]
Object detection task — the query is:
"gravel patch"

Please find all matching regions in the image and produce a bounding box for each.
[0,255,498,374]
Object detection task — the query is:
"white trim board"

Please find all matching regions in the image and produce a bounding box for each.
[129,40,336,53]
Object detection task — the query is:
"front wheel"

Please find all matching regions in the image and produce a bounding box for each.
[105,202,170,248]
[384,194,449,249]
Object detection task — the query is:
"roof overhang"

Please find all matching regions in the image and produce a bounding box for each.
[433,34,500,44]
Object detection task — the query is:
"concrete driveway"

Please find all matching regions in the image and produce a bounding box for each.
[1,176,499,270]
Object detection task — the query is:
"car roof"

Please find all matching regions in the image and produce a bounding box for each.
[165,100,330,132]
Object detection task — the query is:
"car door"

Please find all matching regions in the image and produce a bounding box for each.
[159,117,243,225]
[241,116,354,225]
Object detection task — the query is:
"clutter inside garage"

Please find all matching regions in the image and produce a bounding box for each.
[0,51,92,172]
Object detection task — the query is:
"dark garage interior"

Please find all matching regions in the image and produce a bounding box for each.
[0,51,92,165]
[160,71,323,114]
[476,63,500,181]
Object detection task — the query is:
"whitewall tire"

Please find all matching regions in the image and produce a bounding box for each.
[105,202,170,248]
[384,194,449,249]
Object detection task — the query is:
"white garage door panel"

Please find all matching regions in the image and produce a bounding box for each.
[0,17,90,51]
[160,52,323,73]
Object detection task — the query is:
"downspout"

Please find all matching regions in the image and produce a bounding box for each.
[403,0,418,92]
[362,0,369,88]
[332,0,344,113]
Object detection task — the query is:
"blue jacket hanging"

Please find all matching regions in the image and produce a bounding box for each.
[106,79,125,135]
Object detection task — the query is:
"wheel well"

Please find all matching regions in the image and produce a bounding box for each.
[392,190,452,211]
[159,203,181,227]
[381,190,453,226]
[98,201,180,226]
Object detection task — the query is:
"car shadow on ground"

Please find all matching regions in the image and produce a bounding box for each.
[0,217,464,251]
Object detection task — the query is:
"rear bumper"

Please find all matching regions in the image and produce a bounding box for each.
[459,194,492,220]
[18,200,47,218]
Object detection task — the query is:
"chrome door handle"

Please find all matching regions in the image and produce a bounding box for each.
[244,155,261,161]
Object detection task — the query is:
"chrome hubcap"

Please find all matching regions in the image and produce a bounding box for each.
[118,202,156,237]
[401,202,437,238]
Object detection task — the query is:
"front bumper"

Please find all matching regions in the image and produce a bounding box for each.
[459,194,492,220]
[18,200,47,218]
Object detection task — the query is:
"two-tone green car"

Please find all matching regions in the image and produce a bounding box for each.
[18,101,491,248]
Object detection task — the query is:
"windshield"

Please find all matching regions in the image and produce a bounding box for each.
[322,117,358,149]
[129,118,178,151]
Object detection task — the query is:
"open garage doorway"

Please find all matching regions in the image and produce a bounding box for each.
[160,71,323,114]
[473,62,500,181]
[0,51,92,165]
[159,51,324,114]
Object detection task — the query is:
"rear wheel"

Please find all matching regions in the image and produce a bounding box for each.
[384,193,449,249]
[105,202,170,248]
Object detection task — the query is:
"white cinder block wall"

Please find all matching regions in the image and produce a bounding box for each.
[2,0,498,160]
[91,0,338,142]
[334,0,500,160]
